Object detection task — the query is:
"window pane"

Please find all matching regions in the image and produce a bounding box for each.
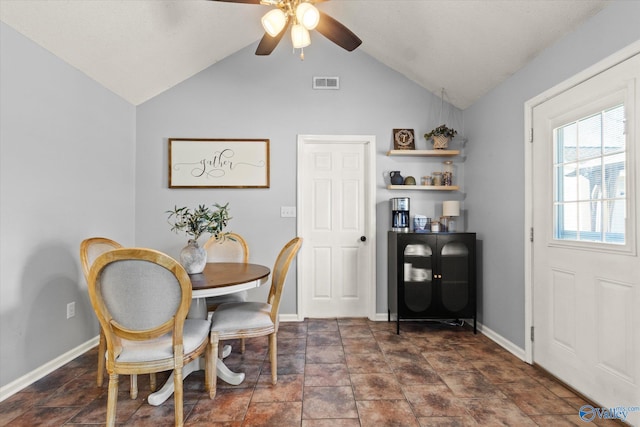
[556,163,578,202]
[553,104,626,245]
[577,113,601,158]
[603,152,625,199]
[603,105,625,154]
[556,122,577,163]
[577,158,601,200]
[606,199,626,244]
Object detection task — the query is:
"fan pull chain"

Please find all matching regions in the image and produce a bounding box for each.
[292,46,305,60]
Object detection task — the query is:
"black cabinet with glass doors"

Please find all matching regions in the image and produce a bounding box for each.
[388,231,476,334]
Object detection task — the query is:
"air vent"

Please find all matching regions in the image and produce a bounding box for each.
[313,76,340,90]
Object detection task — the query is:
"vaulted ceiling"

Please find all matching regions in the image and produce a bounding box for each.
[0,0,609,109]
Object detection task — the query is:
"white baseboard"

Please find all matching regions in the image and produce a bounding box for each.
[282,313,390,322]
[475,321,526,361]
[279,314,304,322]
[0,336,99,403]
[371,312,389,321]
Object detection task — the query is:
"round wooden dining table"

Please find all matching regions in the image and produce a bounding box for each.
[148,262,271,406]
[188,262,271,318]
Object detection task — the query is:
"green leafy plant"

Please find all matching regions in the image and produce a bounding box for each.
[166,203,231,242]
[424,124,458,140]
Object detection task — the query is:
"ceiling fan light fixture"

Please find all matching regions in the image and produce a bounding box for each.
[296,2,319,30]
[291,24,311,48]
[261,9,287,37]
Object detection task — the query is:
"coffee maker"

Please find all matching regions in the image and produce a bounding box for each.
[391,197,410,232]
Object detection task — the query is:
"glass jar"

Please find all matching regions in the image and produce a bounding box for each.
[421,175,432,186]
[432,172,443,186]
[442,161,453,186]
[440,216,449,232]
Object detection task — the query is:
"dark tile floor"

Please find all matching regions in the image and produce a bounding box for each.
[0,318,625,426]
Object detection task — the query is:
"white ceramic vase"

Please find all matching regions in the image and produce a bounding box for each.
[180,239,206,274]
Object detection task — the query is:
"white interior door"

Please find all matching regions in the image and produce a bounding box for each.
[297,135,376,319]
[531,53,639,424]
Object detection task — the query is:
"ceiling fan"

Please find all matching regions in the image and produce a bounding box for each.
[212,0,362,57]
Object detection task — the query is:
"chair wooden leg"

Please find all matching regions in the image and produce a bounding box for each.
[209,333,219,399]
[97,330,106,387]
[150,373,157,392]
[240,338,246,354]
[269,332,277,385]
[205,339,215,396]
[129,374,138,399]
[106,373,119,427]
[173,365,184,427]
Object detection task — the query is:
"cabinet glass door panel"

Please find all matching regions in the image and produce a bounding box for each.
[402,242,433,313]
[404,282,433,312]
[440,242,469,312]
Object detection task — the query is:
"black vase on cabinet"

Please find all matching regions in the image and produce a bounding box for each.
[387,231,476,334]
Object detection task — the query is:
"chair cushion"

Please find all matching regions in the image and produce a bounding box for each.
[206,291,248,305]
[116,318,210,363]
[210,302,273,333]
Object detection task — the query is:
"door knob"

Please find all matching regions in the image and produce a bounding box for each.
[360,236,367,242]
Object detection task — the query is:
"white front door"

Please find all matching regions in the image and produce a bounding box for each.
[531,53,640,424]
[297,135,376,319]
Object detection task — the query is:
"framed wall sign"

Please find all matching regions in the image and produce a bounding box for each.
[169,138,270,188]
[393,129,415,150]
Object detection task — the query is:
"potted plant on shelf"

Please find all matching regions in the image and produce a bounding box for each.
[166,203,231,274]
[424,124,457,149]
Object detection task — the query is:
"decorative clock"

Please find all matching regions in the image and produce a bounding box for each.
[392,129,415,150]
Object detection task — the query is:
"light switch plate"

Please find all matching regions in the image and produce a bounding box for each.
[280,206,296,217]
[67,302,76,319]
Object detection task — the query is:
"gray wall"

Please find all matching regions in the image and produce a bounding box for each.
[0,22,136,387]
[464,0,640,348]
[134,34,463,314]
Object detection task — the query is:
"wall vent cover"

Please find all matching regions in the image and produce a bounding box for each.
[313,76,340,90]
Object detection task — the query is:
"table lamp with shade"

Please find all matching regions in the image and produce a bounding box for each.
[442,201,460,232]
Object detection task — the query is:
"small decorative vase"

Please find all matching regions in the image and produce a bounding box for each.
[432,135,450,149]
[403,176,416,185]
[180,239,206,274]
[390,171,404,185]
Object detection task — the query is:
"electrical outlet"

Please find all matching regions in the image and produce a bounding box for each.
[66,302,76,319]
[280,206,296,218]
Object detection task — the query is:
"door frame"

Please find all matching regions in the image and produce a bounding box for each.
[523,40,640,363]
[296,134,377,321]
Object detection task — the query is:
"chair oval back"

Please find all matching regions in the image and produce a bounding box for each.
[89,248,192,341]
[203,232,249,263]
[80,237,122,281]
[267,237,303,322]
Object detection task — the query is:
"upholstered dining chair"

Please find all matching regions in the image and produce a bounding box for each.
[208,237,302,398]
[203,232,250,310]
[203,232,250,352]
[80,237,156,399]
[87,248,214,427]
[80,237,156,397]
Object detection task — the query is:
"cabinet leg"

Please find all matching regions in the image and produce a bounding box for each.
[473,317,477,334]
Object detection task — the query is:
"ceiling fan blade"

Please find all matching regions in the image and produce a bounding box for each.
[316,10,362,52]
[255,26,287,55]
